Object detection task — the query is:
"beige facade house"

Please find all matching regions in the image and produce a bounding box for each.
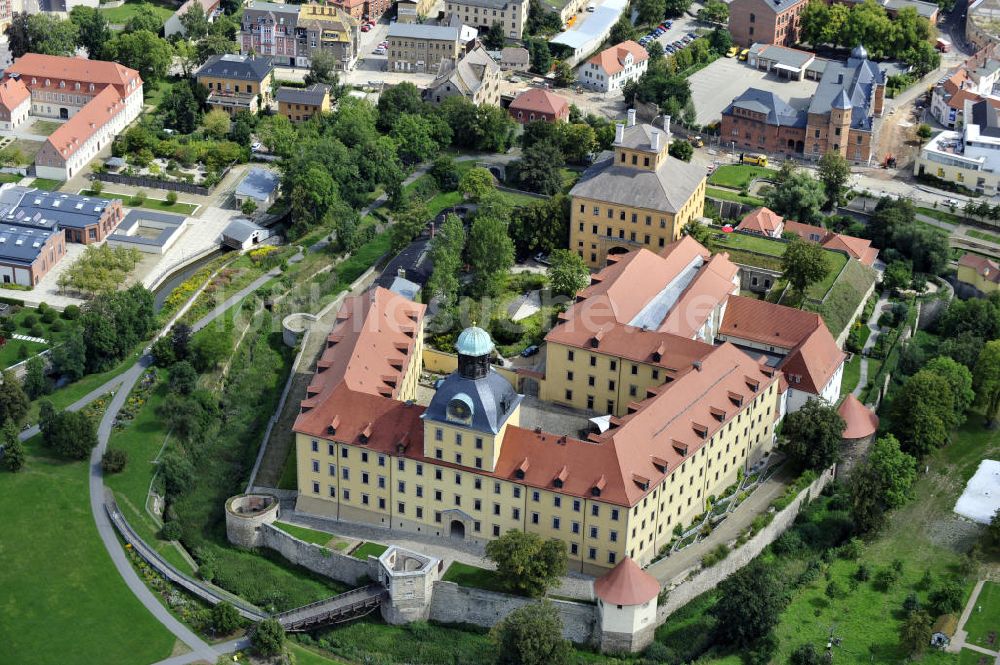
[424,46,502,106]
[387,23,463,73]
[445,0,528,38]
[569,111,707,267]
[957,253,1000,294]
[578,41,649,93]
[915,98,1000,195]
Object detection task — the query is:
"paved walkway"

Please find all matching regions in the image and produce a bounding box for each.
[853,294,889,399]
[947,580,1000,664]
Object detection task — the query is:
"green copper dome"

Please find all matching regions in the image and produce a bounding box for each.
[456,326,494,357]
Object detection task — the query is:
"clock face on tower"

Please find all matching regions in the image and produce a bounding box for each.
[448,398,472,421]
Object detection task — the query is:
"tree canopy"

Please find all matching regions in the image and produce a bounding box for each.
[849,434,917,533]
[711,560,788,647]
[780,399,845,470]
[781,237,828,301]
[484,530,568,597]
[491,602,570,665]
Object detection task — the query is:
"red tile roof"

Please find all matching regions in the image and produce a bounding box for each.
[46,86,124,160]
[509,88,569,117]
[737,207,784,235]
[9,53,140,89]
[594,557,660,605]
[780,323,846,394]
[0,77,29,112]
[959,253,1000,284]
[838,394,878,440]
[588,40,648,76]
[782,220,878,266]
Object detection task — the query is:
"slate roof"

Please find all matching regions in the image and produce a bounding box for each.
[428,46,498,97]
[222,217,268,243]
[277,83,331,106]
[388,23,459,40]
[196,54,273,82]
[808,53,885,130]
[423,368,521,435]
[570,124,706,214]
[0,186,115,231]
[970,98,1000,138]
[723,88,806,127]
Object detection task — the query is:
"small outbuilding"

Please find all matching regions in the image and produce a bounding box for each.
[594,557,660,653]
[221,217,271,250]
[234,168,280,211]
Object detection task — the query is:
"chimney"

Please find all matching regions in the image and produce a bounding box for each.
[627,108,636,127]
[663,114,671,135]
[615,122,624,144]
[650,129,660,151]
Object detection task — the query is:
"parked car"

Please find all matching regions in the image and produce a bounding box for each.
[520,345,540,358]
[739,48,750,60]
[726,45,740,57]
[251,141,263,152]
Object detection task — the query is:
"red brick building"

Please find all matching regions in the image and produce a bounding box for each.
[728,0,807,47]
[508,88,570,123]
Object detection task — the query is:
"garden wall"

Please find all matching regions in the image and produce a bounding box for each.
[95,171,224,196]
[428,581,597,645]
[655,466,835,621]
[258,523,371,586]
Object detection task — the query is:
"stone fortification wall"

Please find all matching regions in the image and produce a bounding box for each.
[258,523,371,586]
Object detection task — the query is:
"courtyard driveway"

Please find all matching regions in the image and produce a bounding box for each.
[688,57,818,126]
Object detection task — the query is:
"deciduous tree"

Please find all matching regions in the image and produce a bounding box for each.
[0,370,29,428]
[485,530,568,597]
[459,167,495,202]
[848,434,917,532]
[3,421,24,472]
[202,109,232,140]
[179,2,210,39]
[765,171,826,224]
[106,30,174,86]
[711,560,787,647]
[491,602,570,665]
[781,237,828,302]
[899,610,932,656]
[70,6,111,58]
[304,49,342,90]
[974,339,1000,426]
[818,152,850,210]
[467,209,515,298]
[548,249,589,298]
[780,399,845,470]
[124,4,164,34]
[892,369,955,456]
[251,618,285,657]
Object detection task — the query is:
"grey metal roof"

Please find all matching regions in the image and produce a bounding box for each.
[111,210,185,247]
[388,22,460,41]
[751,0,808,15]
[749,43,814,69]
[569,149,707,215]
[246,0,297,12]
[723,88,807,127]
[971,99,1000,137]
[422,368,522,435]
[277,83,331,106]
[0,225,56,265]
[222,217,269,243]
[0,186,113,231]
[236,168,280,202]
[196,54,273,82]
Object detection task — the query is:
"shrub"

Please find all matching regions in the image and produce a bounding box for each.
[49,319,64,333]
[101,447,128,473]
[854,564,871,582]
[838,538,863,560]
[825,580,845,599]
[130,191,147,207]
[166,191,178,205]
[701,543,730,567]
[902,593,921,614]
[873,568,899,592]
[29,323,44,338]
[40,308,57,324]
[22,313,37,327]
[929,580,965,615]
[62,304,81,320]
[161,520,183,541]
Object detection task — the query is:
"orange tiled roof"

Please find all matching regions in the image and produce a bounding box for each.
[959,253,1000,284]
[0,77,29,111]
[782,220,878,266]
[838,393,878,439]
[780,323,846,394]
[594,557,660,605]
[737,207,784,235]
[509,88,569,117]
[588,40,648,76]
[8,53,140,88]
[46,86,124,159]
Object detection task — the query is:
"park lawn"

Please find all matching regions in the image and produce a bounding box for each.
[99,0,175,23]
[28,120,63,137]
[26,349,142,424]
[274,522,350,551]
[29,178,63,191]
[104,375,195,574]
[288,643,351,665]
[0,338,47,370]
[441,561,510,594]
[963,581,1000,650]
[79,189,199,216]
[706,187,766,206]
[0,172,21,183]
[351,542,388,560]
[8,304,72,344]
[840,354,861,397]
[762,415,997,664]
[0,437,177,665]
[707,164,777,189]
[967,229,1000,244]
[711,230,787,257]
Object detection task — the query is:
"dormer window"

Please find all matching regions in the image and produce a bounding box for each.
[672,440,689,456]
[327,414,340,435]
[591,474,606,496]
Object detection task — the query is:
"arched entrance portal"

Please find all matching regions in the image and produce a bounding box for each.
[59,108,69,119]
[449,520,466,539]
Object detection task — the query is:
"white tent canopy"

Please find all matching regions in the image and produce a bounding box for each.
[954,459,1000,524]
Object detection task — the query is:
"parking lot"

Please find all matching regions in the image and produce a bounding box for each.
[687,56,819,125]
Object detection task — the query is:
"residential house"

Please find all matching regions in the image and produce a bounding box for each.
[165,0,220,37]
[578,41,648,93]
[493,46,529,71]
[6,53,144,180]
[930,46,1000,128]
[782,220,879,266]
[721,45,886,164]
[387,23,463,73]
[240,2,359,70]
[508,87,570,123]
[915,98,1000,195]
[728,0,807,47]
[736,207,785,237]
[445,0,528,39]
[277,84,332,121]
[0,77,30,130]
[568,111,706,267]
[424,46,502,106]
[957,253,1000,294]
[196,54,274,116]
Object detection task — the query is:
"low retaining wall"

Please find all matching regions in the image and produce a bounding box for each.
[656,467,835,620]
[428,581,597,645]
[258,523,371,586]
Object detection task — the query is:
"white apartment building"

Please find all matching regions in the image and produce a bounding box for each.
[578,40,648,93]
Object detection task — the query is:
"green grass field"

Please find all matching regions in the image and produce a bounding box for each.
[708,164,777,189]
[99,0,175,24]
[963,581,1000,651]
[916,207,961,227]
[441,561,510,594]
[26,350,141,424]
[351,542,388,560]
[967,229,1000,244]
[710,230,787,257]
[79,189,199,216]
[274,522,350,551]
[28,120,63,137]
[705,186,766,207]
[104,375,195,574]
[840,354,861,397]
[0,172,21,183]
[29,178,63,191]
[0,438,176,665]
[0,338,46,370]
